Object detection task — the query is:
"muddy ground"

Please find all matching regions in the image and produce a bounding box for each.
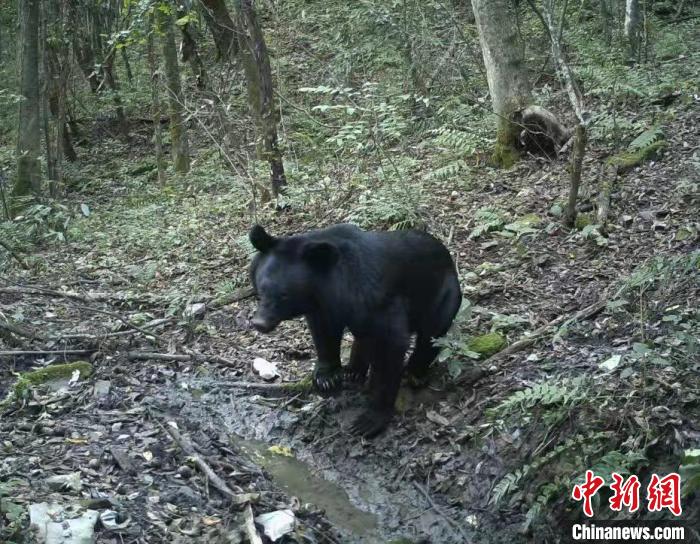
[1,104,699,543]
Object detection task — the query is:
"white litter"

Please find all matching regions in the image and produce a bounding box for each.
[254,509,296,541]
[253,357,280,380]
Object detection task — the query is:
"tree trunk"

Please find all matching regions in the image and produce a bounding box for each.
[102,50,129,138]
[199,0,239,62]
[624,0,641,63]
[148,20,167,185]
[121,48,134,83]
[471,0,531,168]
[564,124,587,228]
[158,4,190,174]
[178,15,208,89]
[600,0,612,46]
[237,0,286,198]
[41,2,58,190]
[15,0,42,200]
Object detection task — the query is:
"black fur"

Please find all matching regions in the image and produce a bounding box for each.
[249,224,462,437]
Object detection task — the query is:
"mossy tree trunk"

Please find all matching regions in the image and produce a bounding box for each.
[158,3,190,174]
[471,0,531,168]
[236,0,287,198]
[14,0,42,201]
[148,17,167,185]
[564,124,587,228]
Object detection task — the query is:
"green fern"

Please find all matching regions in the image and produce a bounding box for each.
[469,208,505,239]
[491,468,527,504]
[524,482,561,530]
[427,159,468,180]
[490,377,588,417]
[628,126,664,150]
[431,127,477,154]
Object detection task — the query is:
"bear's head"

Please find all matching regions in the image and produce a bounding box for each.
[248,225,339,333]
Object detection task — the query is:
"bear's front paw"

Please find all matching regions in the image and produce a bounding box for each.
[313,367,343,394]
[350,409,392,438]
[343,366,368,385]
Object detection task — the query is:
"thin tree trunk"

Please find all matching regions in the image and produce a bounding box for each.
[565,124,587,227]
[14,0,42,200]
[148,20,167,185]
[237,0,286,197]
[158,4,190,174]
[179,17,208,89]
[624,0,641,63]
[199,0,238,62]
[121,48,134,82]
[103,50,129,138]
[470,0,531,168]
[600,0,612,45]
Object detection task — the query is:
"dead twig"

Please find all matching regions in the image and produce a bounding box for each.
[0,319,47,341]
[127,350,238,367]
[0,239,30,269]
[0,284,157,305]
[55,317,173,341]
[413,481,471,542]
[73,305,165,344]
[459,290,614,384]
[162,420,253,505]
[243,503,264,544]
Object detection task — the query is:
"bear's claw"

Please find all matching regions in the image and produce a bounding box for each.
[312,368,342,393]
[343,367,368,385]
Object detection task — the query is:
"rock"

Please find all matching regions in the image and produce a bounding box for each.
[183,302,206,320]
[46,473,82,493]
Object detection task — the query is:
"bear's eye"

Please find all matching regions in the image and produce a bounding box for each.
[277,292,289,301]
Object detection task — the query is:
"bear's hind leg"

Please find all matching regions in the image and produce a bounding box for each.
[344,338,371,384]
[405,334,440,387]
[350,313,409,437]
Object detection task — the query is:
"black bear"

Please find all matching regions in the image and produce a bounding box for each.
[249,223,462,437]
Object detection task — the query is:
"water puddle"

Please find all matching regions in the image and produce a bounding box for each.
[232,435,381,539]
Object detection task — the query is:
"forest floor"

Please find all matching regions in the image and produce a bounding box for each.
[1,99,699,543]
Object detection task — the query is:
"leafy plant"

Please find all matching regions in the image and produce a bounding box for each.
[469,208,506,239]
[628,126,664,151]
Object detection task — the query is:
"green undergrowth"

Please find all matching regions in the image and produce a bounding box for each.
[481,252,700,535]
[2,361,93,408]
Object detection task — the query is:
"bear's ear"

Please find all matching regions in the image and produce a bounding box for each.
[249,225,277,253]
[301,241,339,269]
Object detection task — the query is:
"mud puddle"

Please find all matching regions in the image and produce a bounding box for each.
[172,378,469,543]
[234,435,381,538]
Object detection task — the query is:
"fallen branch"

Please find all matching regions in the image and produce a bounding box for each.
[209,380,312,393]
[128,350,238,367]
[0,285,158,305]
[413,482,470,542]
[0,319,47,341]
[73,305,165,344]
[243,503,263,544]
[458,290,614,384]
[0,240,30,269]
[162,421,253,505]
[0,349,94,358]
[56,317,173,341]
